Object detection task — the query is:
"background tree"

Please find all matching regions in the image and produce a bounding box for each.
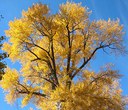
[0,2,127,110]
[0,36,7,80]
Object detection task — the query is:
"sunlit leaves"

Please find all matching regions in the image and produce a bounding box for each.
[1,68,19,90]
[0,2,126,110]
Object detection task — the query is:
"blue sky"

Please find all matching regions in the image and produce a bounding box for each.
[0,0,128,110]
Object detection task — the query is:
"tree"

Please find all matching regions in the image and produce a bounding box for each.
[0,2,127,110]
[0,36,7,80]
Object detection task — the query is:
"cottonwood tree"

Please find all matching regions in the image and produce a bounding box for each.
[0,2,127,110]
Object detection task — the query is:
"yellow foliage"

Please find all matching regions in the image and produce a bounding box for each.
[1,68,19,90]
[0,2,126,110]
[22,93,32,107]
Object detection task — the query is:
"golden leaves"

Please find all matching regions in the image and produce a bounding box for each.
[22,93,32,107]
[0,68,19,90]
[22,3,49,23]
[6,19,33,41]
[59,2,89,24]
[1,2,126,110]
[0,68,19,104]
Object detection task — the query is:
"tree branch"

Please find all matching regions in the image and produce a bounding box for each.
[17,82,46,97]
[66,24,72,75]
[43,77,57,87]
[26,45,41,61]
[18,90,46,97]
[29,37,53,61]
[27,74,57,88]
[71,44,113,79]
[50,37,59,85]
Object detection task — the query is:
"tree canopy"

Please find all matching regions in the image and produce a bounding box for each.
[0,2,127,110]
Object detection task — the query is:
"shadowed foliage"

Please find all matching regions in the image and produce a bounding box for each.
[0,36,7,80]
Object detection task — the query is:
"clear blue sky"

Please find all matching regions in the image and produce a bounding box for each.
[0,0,128,110]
